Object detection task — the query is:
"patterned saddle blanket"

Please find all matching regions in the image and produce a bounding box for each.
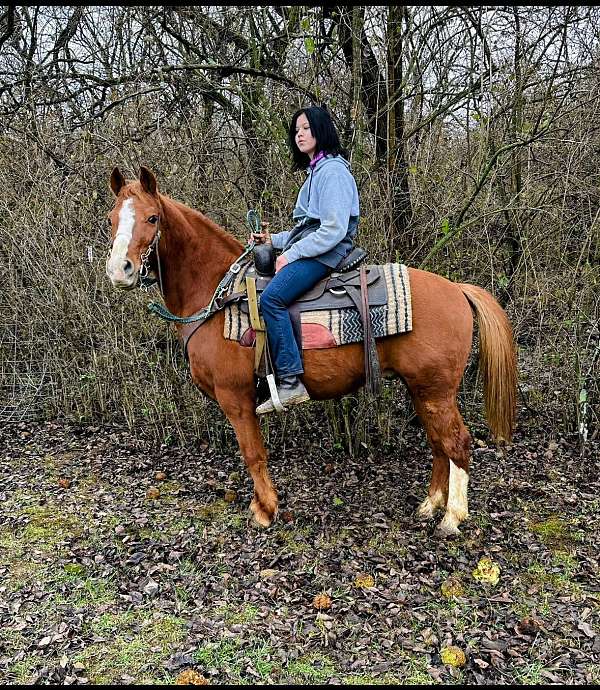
[223,263,412,349]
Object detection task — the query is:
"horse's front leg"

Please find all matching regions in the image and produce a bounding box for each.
[216,387,278,528]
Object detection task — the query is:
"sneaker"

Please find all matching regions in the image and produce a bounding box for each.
[256,376,311,415]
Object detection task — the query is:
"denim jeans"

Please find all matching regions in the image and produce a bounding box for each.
[260,258,330,378]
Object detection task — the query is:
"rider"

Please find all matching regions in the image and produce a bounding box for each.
[251,105,360,415]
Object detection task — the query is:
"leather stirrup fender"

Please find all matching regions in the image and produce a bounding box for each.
[245,276,266,373]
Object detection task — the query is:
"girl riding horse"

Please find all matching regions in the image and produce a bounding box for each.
[252,106,360,414]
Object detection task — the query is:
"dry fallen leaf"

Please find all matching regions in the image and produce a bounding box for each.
[577,620,595,638]
[223,490,237,503]
[441,576,464,598]
[146,486,160,499]
[516,616,543,636]
[313,593,332,610]
[155,471,167,481]
[175,669,209,685]
[58,478,71,489]
[354,573,375,589]
[440,645,466,667]
[472,557,500,585]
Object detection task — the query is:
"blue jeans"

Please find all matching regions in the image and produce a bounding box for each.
[260,258,330,378]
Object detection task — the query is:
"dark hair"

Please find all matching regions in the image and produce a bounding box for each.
[288,106,348,172]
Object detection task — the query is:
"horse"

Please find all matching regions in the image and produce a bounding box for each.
[105,166,517,537]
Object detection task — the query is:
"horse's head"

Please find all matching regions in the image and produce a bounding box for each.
[106,166,161,290]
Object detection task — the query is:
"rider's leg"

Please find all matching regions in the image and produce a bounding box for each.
[257,258,330,413]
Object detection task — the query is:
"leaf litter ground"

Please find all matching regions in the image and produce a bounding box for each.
[0,412,599,685]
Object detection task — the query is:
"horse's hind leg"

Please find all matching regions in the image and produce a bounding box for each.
[413,393,471,536]
[416,451,449,519]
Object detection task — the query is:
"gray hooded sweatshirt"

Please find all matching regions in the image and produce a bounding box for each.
[271,154,360,268]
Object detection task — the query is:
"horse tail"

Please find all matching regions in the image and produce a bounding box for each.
[459,284,517,442]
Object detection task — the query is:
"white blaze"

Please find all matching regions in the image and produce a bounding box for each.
[107,199,135,276]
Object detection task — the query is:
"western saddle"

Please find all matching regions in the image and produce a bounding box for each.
[245,243,382,396]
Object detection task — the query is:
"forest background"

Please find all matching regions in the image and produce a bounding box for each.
[0,5,598,450]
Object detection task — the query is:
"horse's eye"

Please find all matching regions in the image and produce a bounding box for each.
[148,215,159,224]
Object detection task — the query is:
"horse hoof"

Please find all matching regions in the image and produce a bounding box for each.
[416,500,436,520]
[250,499,276,528]
[435,522,461,538]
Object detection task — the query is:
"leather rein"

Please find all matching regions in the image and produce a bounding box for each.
[138,213,255,327]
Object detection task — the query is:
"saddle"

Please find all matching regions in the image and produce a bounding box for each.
[243,244,382,395]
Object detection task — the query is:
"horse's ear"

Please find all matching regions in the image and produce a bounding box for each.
[110,167,126,196]
[139,166,157,195]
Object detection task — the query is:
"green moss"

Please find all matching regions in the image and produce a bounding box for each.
[0,528,25,561]
[551,550,578,574]
[193,499,244,530]
[21,503,83,547]
[276,525,313,555]
[528,516,583,547]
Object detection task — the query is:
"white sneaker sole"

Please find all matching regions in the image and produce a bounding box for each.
[256,391,310,415]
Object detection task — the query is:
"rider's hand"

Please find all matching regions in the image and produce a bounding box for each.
[249,222,271,245]
[275,255,289,273]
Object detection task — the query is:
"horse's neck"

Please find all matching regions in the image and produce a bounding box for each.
[158,196,242,315]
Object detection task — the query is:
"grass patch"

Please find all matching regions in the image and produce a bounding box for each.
[193,499,244,530]
[343,673,404,685]
[194,637,275,682]
[215,603,259,625]
[340,654,434,685]
[286,652,337,684]
[7,654,40,684]
[402,654,439,684]
[64,576,118,609]
[523,562,582,597]
[511,661,547,685]
[76,612,186,684]
[586,664,600,684]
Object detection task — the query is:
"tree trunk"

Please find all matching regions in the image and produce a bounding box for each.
[333,5,387,158]
[387,5,413,259]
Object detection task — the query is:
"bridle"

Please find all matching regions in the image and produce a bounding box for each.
[130,208,259,327]
[139,216,163,292]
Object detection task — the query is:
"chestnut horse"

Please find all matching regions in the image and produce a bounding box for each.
[106,167,516,536]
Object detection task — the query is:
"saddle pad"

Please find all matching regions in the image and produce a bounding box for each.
[224,263,412,348]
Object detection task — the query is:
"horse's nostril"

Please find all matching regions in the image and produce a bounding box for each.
[123,259,134,275]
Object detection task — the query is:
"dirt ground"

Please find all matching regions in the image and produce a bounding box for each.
[0,410,599,685]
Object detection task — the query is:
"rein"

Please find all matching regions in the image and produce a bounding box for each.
[142,210,260,327]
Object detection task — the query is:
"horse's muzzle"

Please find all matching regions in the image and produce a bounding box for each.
[109,276,138,290]
[106,256,138,290]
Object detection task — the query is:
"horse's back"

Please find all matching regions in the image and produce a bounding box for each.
[302,267,474,399]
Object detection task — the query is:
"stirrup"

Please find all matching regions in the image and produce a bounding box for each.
[266,373,284,413]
